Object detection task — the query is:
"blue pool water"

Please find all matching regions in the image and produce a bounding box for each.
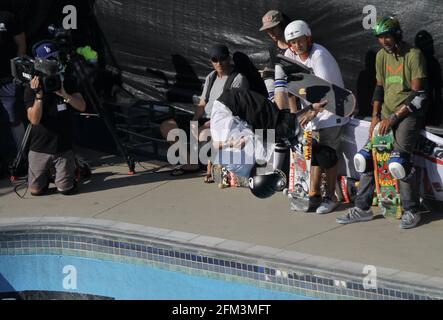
[0,255,311,300]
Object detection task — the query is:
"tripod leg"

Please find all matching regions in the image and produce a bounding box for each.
[72,56,135,174]
[9,123,32,182]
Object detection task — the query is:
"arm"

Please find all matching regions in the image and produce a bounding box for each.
[392,78,425,120]
[194,74,211,120]
[14,32,26,56]
[288,94,299,113]
[193,98,206,121]
[27,77,43,125]
[379,78,426,135]
[299,100,329,128]
[63,92,87,112]
[56,86,87,113]
[369,81,383,137]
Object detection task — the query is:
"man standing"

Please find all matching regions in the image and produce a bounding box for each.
[25,42,86,196]
[283,20,348,214]
[337,16,427,229]
[0,5,26,170]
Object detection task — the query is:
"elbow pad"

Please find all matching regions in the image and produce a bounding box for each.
[372,85,384,104]
[404,90,427,113]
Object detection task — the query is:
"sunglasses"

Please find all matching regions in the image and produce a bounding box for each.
[211,56,229,63]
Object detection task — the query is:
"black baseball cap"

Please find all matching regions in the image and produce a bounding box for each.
[209,44,230,60]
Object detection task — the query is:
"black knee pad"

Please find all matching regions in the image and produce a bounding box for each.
[311,144,338,169]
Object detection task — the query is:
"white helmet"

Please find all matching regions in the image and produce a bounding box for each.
[284,20,312,42]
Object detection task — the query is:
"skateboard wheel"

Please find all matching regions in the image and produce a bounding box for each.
[372,197,378,206]
[386,142,393,150]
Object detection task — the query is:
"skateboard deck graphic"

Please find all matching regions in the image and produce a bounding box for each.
[371,123,403,219]
[211,164,250,188]
[286,130,313,212]
[276,54,356,118]
[336,176,359,204]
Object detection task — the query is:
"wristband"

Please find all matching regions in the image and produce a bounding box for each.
[389,113,399,124]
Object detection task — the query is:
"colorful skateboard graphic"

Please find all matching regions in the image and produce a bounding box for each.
[371,123,403,219]
[286,130,313,212]
[211,164,250,189]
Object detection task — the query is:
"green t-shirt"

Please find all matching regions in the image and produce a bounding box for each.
[375,43,427,118]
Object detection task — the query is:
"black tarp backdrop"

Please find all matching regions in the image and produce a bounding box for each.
[6,0,443,122]
[92,0,443,122]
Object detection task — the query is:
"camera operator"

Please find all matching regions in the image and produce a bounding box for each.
[25,41,86,196]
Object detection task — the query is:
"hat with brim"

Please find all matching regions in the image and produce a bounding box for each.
[209,44,230,60]
[259,10,282,31]
[33,41,59,59]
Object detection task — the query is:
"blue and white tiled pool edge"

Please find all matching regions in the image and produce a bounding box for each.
[0,217,442,300]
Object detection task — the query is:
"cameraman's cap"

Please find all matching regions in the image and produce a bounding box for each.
[260,10,282,31]
[209,44,230,60]
[34,41,59,59]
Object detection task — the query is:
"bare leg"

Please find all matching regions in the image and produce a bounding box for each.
[310,165,322,197]
[326,164,338,198]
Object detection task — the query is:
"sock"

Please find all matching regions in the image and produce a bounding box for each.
[264,78,275,102]
[274,64,288,95]
[11,123,25,150]
[273,143,288,171]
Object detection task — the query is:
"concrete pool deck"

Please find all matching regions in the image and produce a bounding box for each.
[1,147,443,297]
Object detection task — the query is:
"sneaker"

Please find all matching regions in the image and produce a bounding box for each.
[400,209,421,229]
[316,196,340,214]
[336,207,374,224]
[307,195,322,212]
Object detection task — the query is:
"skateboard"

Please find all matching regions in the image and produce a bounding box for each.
[370,123,403,219]
[211,164,250,188]
[336,176,359,204]
[285,130,314,211]
[276,54,356,118]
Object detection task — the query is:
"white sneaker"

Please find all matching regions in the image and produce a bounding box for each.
[316,196,340,214]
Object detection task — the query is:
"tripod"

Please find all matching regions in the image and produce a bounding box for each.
[68,53,135,175]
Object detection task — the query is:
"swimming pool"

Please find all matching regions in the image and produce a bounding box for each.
[0,219,440,300]
[0,255,310,300]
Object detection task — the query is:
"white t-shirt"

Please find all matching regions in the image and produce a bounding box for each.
[210,100,273,177]
[200,70,248,118]
[285,43,348,130]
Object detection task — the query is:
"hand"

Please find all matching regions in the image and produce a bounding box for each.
[378,119,393,135]
[30,76,42,97]
[299,109,316,128]
[231,137,247,150]
[312,99,328,112]
[260,67,275,79]
[369,116,381,138]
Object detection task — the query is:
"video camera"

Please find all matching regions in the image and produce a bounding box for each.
[11,55,62,93]
[10,25,73,93]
